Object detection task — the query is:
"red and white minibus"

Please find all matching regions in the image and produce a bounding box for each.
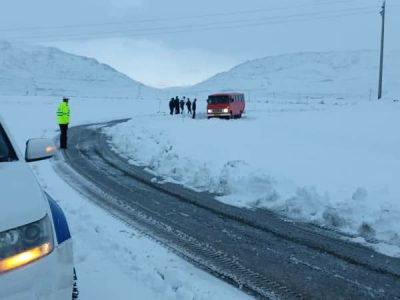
[207,93,245,119]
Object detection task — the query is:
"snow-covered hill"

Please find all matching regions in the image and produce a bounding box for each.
[0,41,160,99]
[1,42,398,103]
[176,50,400,101]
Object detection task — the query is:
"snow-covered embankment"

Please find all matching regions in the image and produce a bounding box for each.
[106,100,400,257]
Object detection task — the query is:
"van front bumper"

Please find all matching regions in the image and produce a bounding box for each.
[207,113,231,118]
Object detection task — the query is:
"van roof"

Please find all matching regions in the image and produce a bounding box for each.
[208,93,244,97]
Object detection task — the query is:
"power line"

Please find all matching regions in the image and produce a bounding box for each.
[8,6,380,42]
[0,0,368,33]
[11,10,379,42]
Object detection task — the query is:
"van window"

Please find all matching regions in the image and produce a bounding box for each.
[207,96,230,104]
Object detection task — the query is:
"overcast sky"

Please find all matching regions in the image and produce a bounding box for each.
[1,0,399,88]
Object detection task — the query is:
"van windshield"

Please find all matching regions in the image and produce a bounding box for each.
[207,96,230,104]
[0,125,17,162]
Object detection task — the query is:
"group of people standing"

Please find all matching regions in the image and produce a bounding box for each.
[169,96,197,119]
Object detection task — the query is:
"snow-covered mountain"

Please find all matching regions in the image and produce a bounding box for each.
[2,42,398,102]
[0,41,160,99]
[176,50,400,101]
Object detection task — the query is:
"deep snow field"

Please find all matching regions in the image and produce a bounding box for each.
[105,97,400,257]
[0,95,251,300]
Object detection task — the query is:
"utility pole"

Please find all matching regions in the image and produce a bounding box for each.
[378,0,386,100]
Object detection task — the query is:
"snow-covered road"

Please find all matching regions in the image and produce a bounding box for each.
[0,96,251,300]
[106,100,400,257]
[56,120,400,299]
[2,95,400,299]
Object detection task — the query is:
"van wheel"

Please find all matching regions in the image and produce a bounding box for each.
[72,268,79,299]
[239,111,242,118]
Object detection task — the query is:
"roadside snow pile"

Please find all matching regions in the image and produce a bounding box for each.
[105,100,400,256]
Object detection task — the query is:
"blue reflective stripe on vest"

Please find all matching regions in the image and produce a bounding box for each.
[47,194,71,245]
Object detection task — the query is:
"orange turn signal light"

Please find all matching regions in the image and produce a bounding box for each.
[45,146,57,153]
[0,243,52,273]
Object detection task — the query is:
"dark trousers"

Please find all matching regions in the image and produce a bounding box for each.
[192,110,196,119]
[59,124,68,149]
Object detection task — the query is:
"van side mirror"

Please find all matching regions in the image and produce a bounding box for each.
[25,139,57,162]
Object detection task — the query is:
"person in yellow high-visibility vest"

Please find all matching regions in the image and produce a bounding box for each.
[57,97,70,149]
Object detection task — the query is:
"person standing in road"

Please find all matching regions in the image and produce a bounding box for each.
[57,97,70,149]
[174,96,180,114]
[169,97,174,115]
[192,98,197,119]
[180,99,185,114]
[186,98,192,114]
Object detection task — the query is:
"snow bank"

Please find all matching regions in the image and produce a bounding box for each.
[106,100,400,256]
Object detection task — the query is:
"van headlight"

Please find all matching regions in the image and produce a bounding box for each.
[0,216,54,273]
[207,109,213,113]
[223,108,229,113]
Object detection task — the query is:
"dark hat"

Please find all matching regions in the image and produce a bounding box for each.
[63,97,69,102]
